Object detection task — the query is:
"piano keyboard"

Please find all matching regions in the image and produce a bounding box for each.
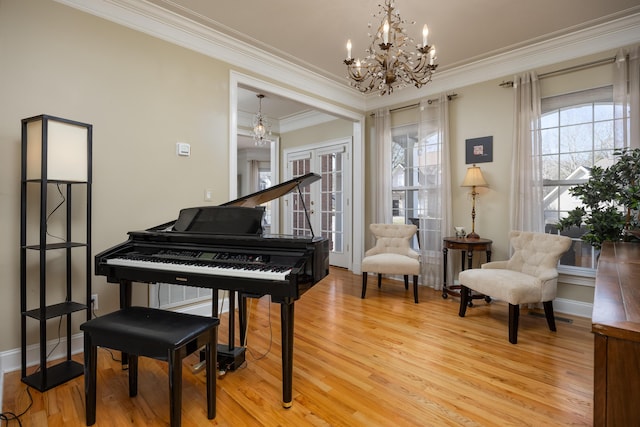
[106,256,292,281]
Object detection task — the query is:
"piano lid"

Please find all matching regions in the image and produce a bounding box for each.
[158,172,321,235]
[222,172,320,208]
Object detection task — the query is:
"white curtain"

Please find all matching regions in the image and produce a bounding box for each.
[374,108,392,225]
[417,95,452,289]
[614,45,640,149]
[510,72,544,232]
[248,160,260,193]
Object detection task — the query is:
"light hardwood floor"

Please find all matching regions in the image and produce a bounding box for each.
[3,267,594,426]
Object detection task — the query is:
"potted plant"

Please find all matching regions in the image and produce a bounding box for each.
[558,148,640,249]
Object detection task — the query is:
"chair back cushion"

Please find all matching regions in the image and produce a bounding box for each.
[366,223,419,259]
[506,231,572,276]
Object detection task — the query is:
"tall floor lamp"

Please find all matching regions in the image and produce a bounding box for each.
[461,164,488,239]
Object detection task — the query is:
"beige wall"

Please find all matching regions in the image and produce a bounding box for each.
[0,0,233,352]
[280,118,354,153]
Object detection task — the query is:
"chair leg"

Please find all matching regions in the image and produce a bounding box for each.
[412,275,418,304]
[509,304,520,344]
[458,286,470,317]
[543,301,557,332]
[168,349,182,427]
[84,335,97,426]
[361,273,367,299]
[377,273,382,288]
[404,275,409,290]
[128,354,138,397]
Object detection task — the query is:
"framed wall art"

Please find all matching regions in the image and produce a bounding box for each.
[465,136,493,164]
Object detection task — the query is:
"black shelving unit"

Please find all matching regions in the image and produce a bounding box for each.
[20,114,92,391]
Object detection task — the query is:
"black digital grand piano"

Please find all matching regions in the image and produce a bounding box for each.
[95,173,329,408]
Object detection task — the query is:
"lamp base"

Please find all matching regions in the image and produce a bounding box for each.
[466,232,480,239]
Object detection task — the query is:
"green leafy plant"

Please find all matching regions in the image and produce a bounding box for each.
[558,148,640,249]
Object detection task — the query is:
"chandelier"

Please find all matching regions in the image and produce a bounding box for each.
[344,0,437,95]
[252,94,271,147]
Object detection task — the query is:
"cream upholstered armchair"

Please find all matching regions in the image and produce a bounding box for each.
[458,231,571,344]
[361,223,421,303]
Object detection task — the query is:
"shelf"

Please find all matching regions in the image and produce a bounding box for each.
[24,242,87,250]
[22,360,84,392]
[23,301,87,320]
[20,114,92,391]
[25,179,88,184]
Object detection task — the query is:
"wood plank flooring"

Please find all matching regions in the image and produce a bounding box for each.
[3,267,594,426]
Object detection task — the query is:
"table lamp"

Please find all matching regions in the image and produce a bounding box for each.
[461,164,488,239]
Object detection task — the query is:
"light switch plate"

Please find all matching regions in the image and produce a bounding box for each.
[176,142,190,156]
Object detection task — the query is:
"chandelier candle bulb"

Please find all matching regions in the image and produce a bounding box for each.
[422,24,428,47]
[347,39,352,59]
[383,20,389,44]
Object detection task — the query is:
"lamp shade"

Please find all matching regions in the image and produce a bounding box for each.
[461,165,488,188]
[23,115,91,182]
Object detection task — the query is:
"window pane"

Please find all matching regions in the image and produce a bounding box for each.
[559,152,591,179]
[542,154,559,180]
[541,128,559,155]
[594,121,614,150]
[594,102,613,121]
[559,123,592,153]
[560,104,592,126]
[541,111,558,129]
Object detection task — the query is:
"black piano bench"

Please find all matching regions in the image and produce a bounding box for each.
[80,306,219,427]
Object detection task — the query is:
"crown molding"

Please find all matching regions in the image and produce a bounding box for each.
[54,0,367,111]
[55,0,639,113]
[364,11,640,110]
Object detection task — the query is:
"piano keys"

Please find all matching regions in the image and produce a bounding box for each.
[95,173,329,408]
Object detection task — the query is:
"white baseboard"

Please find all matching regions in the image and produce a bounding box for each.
[553,297,593,318]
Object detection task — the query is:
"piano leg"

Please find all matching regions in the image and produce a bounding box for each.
[119,279,133,369]
[238,294,248,347]
[281,301,294,408]
[227,291,235,353]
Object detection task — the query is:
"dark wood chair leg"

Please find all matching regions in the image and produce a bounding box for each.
[412,275,418,303]
[404,275,409,289]
[509,303,519,344]
[458,286,470,317]
[543,301,557,332]
[361,272,367,299]
[128,354,138,397]
[84,335,97,426]
[377,273,382,288]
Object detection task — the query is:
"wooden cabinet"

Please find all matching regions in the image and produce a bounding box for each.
[20,115,92,391]
[592,242,640,426]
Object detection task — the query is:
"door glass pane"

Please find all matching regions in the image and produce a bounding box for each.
[290,158,312,236]
[319,151,344,253]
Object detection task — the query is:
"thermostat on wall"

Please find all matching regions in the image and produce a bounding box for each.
[176,142,190,157]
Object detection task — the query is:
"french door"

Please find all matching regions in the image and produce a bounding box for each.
[284,139,351,268]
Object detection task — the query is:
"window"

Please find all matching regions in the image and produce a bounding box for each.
[391,123,441,250]
[541,86,624,269]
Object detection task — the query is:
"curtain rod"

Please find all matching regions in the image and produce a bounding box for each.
[370,93,458,116]
[499,56,617,87]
